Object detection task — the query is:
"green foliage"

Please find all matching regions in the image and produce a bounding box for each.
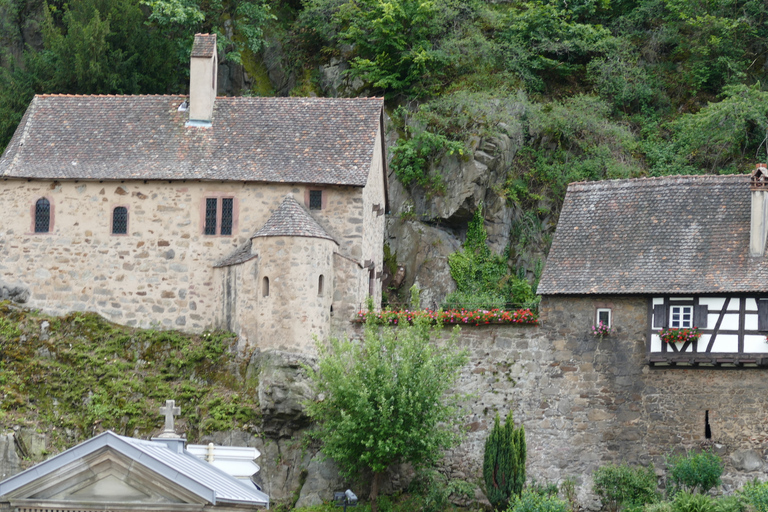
[0,303,257,446]
[666,451,723,495]
[446,207,537,309]
[645,85,768,175]
[671,492,715,512]
[506,489,568,512]
[593,463,660,512]
[711,495,744,512]
[484,412,527,511]
[739,480,768,512]
[390,129,465,190]
[408,468,475,512]
[305,315,469,494]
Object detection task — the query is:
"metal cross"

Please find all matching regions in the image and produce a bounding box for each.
[159,399,181,434]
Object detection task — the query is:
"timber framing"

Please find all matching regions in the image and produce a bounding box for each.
[646,294,768,368]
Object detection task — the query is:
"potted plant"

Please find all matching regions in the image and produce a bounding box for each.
[659,327,701,344]
[592,321,611,339]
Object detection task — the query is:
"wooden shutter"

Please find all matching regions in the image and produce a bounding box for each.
[653,304,666,328]
[694,305,708,328]
[758,300,768,331]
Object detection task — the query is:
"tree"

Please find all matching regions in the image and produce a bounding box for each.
[483,412,527,511]
[305,316,469,512]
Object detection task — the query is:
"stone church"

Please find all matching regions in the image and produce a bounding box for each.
[0,34,388,353]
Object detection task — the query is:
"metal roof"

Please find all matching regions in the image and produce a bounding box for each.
[0,431,268,507]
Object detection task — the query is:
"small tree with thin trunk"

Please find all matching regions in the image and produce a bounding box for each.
[483,412,527,511]
[305,315,469,512]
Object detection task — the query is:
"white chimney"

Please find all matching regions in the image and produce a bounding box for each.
[750,163,768,257]
[188,33,217,126]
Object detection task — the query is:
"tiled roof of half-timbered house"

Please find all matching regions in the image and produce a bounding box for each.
[537,174,768,294]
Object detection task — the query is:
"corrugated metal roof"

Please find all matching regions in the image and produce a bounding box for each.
[0,431,268,507]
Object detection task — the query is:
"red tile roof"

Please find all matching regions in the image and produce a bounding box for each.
[538,174,768,294]
[0,94,383,186]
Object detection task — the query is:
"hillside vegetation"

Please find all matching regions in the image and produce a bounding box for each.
[0,302,258,450]
[2,0,768,289]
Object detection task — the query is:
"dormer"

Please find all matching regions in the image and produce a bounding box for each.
[188,33,217,126]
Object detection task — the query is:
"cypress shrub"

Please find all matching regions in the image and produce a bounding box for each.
[484,412,527,510]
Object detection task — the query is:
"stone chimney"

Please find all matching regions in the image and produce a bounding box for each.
[750,163,768,256]
[188,33,217,126]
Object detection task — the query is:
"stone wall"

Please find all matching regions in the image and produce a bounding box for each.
[442,295,768,502]
[0,179,381,351]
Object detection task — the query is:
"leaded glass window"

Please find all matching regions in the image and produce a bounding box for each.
[221,198,233,235]
[112,207,128,234]
[309,190,322,210]
[34,198,50,233]
[204,198,218,235]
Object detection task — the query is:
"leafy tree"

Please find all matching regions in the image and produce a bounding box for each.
[305,315,469,512]
[483,412,527,511]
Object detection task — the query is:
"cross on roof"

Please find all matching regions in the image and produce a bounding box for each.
[160,399,181,436]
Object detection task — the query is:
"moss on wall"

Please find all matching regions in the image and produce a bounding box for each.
[0,302,258,451]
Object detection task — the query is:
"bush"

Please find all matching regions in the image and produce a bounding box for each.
[739,480,768,512]
[593,463,659,512]
[666,451,723,495]
[507,489,568,512]
[672,492,715,512]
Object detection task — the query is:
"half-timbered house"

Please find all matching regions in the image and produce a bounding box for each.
[538,166,768,367]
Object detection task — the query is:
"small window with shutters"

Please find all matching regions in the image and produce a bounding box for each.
[758,300,768,331]
[653,302,708,328]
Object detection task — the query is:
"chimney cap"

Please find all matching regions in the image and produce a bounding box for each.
[751,163,768,190]
[191,34,217,58]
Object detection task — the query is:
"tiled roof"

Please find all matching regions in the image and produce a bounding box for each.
[251,194,337,242]
[0,94,383,186]
[538,174,768,295]
[214,240,257,268]
[191,33,216,58]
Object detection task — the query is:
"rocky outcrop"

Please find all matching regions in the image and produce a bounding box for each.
[248,350,315,438]
[384,120,525,305]
[0,434,20,481]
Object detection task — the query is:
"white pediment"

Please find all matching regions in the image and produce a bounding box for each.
[67,474,152,502]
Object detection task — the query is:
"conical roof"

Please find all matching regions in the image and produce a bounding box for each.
[251,194,337,243]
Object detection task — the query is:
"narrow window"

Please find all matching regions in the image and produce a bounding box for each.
[670,305,693,328]
[112,207,128,234]
[596,308,611,328]
[368,268,375,297]
[34,198,50,233]
[221,198,233,235]
[318,275,324,296]
[705,410,712,440]
[262,276,269,297]
[309,190,323,210]
[204,198,218,235]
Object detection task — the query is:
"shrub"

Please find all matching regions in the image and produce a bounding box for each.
[593,463,659,512]
[672,492,715,512]
[484,413,527,510]
[739,480,768,512]
[666,451,723,495]
[712,495,744,512]
[507,489,568,512]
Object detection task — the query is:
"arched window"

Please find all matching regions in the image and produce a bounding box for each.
[112,207,128,234]
[34,198,50,233]
[262,276,269,297]
[318,275,324,296]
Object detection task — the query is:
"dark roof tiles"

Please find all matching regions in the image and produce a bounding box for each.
[252,194,337,243]
[538,174,768,294]
[0,94,383,186]
[191,34,216,58]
